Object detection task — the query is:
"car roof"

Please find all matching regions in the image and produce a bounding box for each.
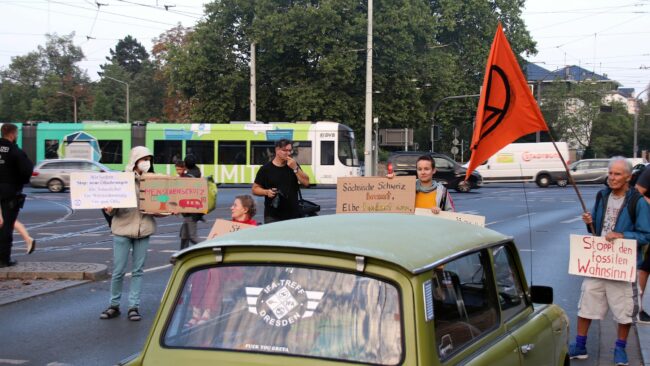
[175,214,510,274]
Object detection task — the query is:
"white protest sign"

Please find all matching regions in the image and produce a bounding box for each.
[70,172,137,209]
[568,234,637,282]
[414,208,486,227]
[208,219,257,239]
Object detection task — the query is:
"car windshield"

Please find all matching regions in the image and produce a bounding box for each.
[163,265,402,364]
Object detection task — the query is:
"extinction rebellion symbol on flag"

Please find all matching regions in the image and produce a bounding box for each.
[246,280,324,327]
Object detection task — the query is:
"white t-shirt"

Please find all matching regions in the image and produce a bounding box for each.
[602,193,625,236]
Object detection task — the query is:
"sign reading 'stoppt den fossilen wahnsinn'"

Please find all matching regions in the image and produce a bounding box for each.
[70,172,138,209]
[139,174,209,214]
[336,176,416,214]
[569,234,637,282]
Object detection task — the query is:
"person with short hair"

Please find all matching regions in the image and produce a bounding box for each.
[178,154,203,250]
[0,123,33,267]
[569,157,650,365]
[252,139,310,223]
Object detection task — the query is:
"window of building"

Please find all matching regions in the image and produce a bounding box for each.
[186,140,215,165]
[154,140,182,164]
[98,140,123,164]
[218,141,246,165]
[432,250,498,360]
[320,141,335,166]
[251,141,275,165]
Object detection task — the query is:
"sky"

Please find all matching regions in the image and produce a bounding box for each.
[1,0,649,98]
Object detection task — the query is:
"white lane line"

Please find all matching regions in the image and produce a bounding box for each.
[460,210,479,215]
[78,233,104,236]
[0,359,28,365]
[561,216,583,224]
[152,235,178,238]
[519,249,536,252]
[80,248,112,251]
[516,212,537,218]
[159,250,178,253]
[124,264,172,278]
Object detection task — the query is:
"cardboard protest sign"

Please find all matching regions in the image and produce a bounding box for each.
[568,234,637,282]
[139,174,208,214]
[414,208,486,227]
[336,176,416,214]
[70,172,137,209]
[208,219,257,239]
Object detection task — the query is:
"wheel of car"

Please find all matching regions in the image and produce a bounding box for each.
[556,179,568,187]
[536,174,551,188]
[47,179,64,193]
[455,180,471,193]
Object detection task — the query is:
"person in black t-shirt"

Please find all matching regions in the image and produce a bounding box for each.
[252,139,310,223]
[635,166,650,323]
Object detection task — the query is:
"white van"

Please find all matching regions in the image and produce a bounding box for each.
[473,142,569,187]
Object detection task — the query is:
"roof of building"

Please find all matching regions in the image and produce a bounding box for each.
[525,63,617,85]
[618,87,635,98]
[176,213,510,274]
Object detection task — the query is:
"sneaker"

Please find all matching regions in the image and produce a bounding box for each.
[568,342,588,360]
[638,310,650,324]
[614,346,628,366]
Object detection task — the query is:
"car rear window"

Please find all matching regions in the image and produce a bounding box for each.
[163,265,403,364]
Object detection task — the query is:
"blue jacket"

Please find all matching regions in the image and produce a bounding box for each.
[589,187,650,246]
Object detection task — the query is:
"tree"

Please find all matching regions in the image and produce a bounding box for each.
[102,35,150,75]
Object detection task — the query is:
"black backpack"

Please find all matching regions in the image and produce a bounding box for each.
[594,189,642,227]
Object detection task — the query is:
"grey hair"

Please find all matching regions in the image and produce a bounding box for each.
[609,156,632,174]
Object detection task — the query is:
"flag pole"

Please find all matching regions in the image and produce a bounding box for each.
[547,133,596,234]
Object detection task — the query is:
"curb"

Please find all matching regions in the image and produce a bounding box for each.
[0,262,108,281]
[638,324,650,366]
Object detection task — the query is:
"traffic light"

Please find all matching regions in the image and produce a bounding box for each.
[433,125,442,141]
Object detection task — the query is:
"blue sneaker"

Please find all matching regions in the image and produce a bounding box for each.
[568,342,588,359]
[614,346,628,365]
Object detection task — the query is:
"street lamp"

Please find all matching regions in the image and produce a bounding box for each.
[105,76,130,124]
[634,86,650,159]
[56,91,77,123]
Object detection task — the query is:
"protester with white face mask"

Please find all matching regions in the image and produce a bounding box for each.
[100,146,157,322]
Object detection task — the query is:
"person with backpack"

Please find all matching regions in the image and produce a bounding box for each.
[178,155,204,249]
[569,157,650,365]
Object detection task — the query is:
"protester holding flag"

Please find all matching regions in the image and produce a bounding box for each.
[569,157,650,365]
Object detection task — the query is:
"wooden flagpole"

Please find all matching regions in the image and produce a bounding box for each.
[547,133,596,234]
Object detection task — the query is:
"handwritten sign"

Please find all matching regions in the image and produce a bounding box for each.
[569,234,637,282]
[139,174,208,214]
[70,172,137,209]
[336,176,416,214]
[208,219,257,239]
[414,208,486,227]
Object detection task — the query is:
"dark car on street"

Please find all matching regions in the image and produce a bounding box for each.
[387,151,482,192]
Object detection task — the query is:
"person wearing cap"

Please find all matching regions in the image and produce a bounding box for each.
[100,146,157,322]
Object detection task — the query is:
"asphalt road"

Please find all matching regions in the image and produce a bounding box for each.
[0,183,628,365]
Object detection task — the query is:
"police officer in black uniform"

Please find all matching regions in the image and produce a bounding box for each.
[0,123,33,267]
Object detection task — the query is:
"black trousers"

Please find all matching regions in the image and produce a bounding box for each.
[0,197,21,263]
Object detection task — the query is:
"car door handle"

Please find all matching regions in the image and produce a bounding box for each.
[520,344,535,354]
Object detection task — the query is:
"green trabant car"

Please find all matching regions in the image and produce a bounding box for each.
[122,214,569,366]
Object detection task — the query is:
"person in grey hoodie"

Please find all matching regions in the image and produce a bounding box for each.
[100,146,156,321]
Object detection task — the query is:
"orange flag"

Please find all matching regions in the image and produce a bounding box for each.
[465,23,549,180]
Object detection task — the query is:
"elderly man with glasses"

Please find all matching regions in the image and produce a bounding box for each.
[252,139,310,223]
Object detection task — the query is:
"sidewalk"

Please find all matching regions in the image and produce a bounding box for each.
[0,261,107,306]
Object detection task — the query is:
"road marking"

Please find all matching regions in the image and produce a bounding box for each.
[159,250,178,253]
[0,359,28,365]
[516,212,537,218]
[459,210,479,215]
[152,235,178,238]
[79,233,104,236]
[80,248,111,251]
[519,249,536,252]
[561,217,583,224]
[125,264,172,277]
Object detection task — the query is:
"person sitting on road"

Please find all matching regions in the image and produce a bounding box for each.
[569,157,650,365]
[388,154,454,213]
[100,146,158,322]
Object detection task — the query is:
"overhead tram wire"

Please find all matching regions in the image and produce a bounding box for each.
[551,13,648,49]
[115,0,202,19]
[44,0,179,27]
[525,2,648,15]
[528,1,645,32]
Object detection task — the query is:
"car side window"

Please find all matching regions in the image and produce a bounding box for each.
[432,250,498,360]
[491,245,527,320]
[434,157,453,170]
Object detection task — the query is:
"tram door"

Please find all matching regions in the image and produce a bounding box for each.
[315,131,337,184]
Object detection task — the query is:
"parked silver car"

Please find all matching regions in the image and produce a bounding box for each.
[30,159,113,192]
[568,159,609,184]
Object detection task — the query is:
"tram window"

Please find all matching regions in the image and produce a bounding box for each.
[293,141,312,165]
[338,134,359,167]
[98,140,123,164]
[321,141,335,166]
[218,141,246,165]
[45,139,59,159]
[154,140,182,164]
[251,141,275,165]
[186,140,215,164]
